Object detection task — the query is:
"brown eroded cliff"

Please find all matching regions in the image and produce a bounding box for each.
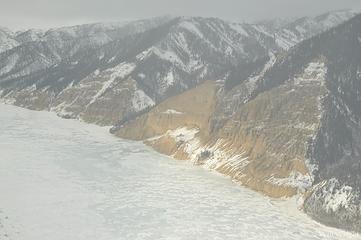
[115,60,327,199]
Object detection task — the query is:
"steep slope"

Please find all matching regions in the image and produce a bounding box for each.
[232,14,361,232]
[217,13,361,232]
[115,14,361,233]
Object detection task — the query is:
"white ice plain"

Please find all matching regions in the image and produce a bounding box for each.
[0,103,359,240]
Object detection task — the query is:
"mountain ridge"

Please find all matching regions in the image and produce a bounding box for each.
[0,10,360,233]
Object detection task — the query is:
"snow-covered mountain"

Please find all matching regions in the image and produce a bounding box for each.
[0,16,273,123]
[0,9,359,233]
[0,11,354,123]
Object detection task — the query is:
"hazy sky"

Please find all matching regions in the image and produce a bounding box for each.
[1,0,361,30]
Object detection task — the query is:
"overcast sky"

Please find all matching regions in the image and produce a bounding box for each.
[1,0,361,30]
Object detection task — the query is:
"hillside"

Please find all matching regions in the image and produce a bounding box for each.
[116,13,361,232]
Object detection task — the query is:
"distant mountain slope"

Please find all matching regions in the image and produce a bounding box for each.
[0,16,274,124]
[257,9,357,50]
[0,10,354,125]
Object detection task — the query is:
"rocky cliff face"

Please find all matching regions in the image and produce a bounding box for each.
[0,10,360,233]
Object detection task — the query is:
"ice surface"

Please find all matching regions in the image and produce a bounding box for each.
[0,103,359,240]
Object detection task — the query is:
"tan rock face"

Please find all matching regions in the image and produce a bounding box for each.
[212,62,327,197]
[213,81,326,197]
[116,61,328,199]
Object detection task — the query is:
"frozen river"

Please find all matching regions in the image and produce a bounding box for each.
[0,103,359,240]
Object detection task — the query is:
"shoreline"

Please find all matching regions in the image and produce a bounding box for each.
[1,102,360,237]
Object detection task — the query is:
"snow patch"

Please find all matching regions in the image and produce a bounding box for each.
[93,69,100,76]
[152,47,184,66]
[229,23,249,37]
[321,179,355,212]
[195,139,250,173]
[137,73,146,79]
[179,21,204,39]
[294,61,327,86]
[267,171,313,191]
[135,48,152,61]
[169,127,199,143]
[131,89,155,112]
[168,127,201,155]
[162,109,183,115]
[107,56,116,63]
[164,71,175,87]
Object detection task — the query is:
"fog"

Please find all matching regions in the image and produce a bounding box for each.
[1,0,361,30]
